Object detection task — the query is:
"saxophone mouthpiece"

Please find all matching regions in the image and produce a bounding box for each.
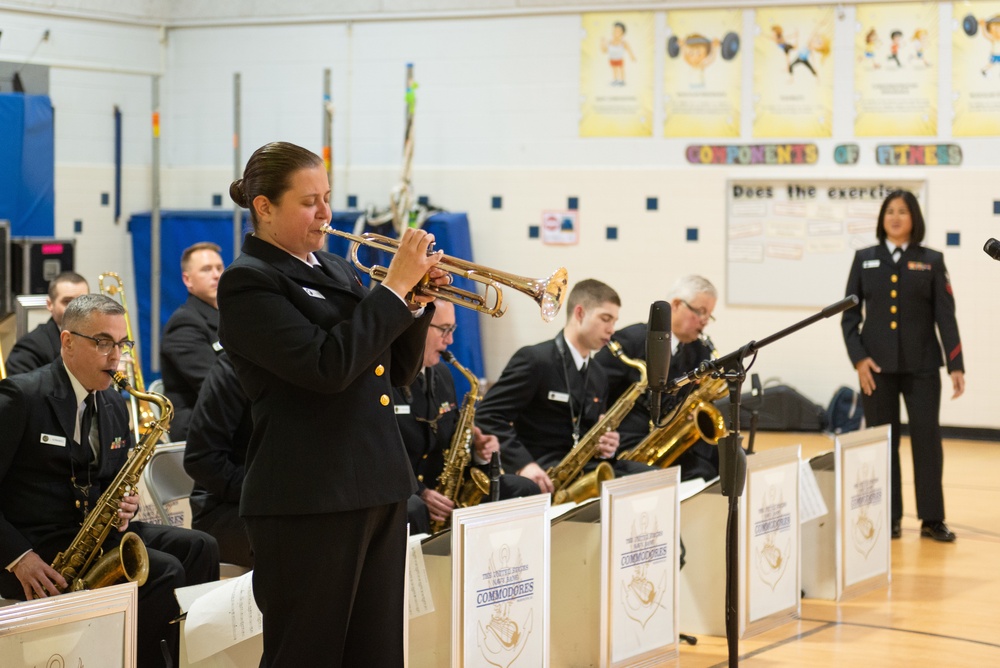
[106,370,131,390]
[441,351,455,363]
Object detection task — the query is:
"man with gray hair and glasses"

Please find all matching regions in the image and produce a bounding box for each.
[595,275,721,481]
[0,293,219,668]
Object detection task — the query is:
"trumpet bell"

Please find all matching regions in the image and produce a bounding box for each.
[537,267,568,323]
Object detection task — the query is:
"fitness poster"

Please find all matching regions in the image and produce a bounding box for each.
[663,8,743,138]
[579,11,655,137]
[854,3,938,136]
[952,1,1000,136]
[752,6,835,138]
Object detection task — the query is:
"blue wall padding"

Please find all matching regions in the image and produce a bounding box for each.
[129,210,249,379]
[0,94,55,236]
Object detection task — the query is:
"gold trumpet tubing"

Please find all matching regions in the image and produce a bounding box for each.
[50,371,172,590]
[547,341,648,503]
[324,227,567,322]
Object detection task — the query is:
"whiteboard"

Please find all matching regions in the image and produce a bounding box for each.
[726,179,927,307]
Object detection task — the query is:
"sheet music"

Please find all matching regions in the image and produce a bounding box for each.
[799,459,829,524]
[408,534,435,618]
[181,571,262,664]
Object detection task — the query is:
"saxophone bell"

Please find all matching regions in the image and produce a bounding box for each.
[73,531,149,591]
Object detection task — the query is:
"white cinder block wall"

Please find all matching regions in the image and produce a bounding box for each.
[1,2,998,429]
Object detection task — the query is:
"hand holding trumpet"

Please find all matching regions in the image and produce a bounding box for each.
[381,227,447,308]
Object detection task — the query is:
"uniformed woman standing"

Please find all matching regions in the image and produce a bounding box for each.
[219,141,448,666]
[842,190,964,542]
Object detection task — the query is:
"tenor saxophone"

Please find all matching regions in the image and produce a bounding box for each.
[429,352,491,533]
[547,341,648,505]
[49,371,174,592]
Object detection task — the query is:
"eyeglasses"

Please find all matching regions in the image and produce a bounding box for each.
[429,323,458,336]
[681,300,716,323]
[70,331,135,355]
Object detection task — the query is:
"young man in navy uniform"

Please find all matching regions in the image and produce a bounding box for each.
[476,279,650,494]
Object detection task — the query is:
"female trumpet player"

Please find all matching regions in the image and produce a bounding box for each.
[219,141,449,666]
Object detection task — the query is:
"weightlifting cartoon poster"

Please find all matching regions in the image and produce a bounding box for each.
[579,12,654,137]
[752,6,834,138]
[855,3,938,137]
[663,8,743,138]
[953,1,1000,136]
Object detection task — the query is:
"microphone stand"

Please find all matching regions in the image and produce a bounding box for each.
[665,295,858,667]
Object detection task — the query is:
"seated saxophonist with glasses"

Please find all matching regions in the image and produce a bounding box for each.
[0,294,219,668]
[596,275,722,482]
[393,299,539,534]
[475,279,652,498]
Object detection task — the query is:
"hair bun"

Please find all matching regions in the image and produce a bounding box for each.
[229,179,248,208]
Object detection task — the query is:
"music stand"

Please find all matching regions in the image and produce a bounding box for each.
[666,295,858,667]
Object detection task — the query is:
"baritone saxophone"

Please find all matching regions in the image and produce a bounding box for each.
[429,351,491,533]
[49,371,173,592]
[621,334,729,468]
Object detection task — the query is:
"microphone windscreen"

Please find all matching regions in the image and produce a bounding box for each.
[984,238,1000,261]
[646,301,672,391]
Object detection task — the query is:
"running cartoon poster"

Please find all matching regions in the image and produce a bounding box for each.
[664,8,743,138]
[580,12,655,137]
[855,3,938,136]
[952,1,1000,136]
[753,6,835,138]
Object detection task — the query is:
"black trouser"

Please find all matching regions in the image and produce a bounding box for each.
[246,501,408,667]
[861,370,945,523]
[192,501,253,568]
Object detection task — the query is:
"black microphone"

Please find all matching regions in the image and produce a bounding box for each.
[646,301,672,426]
[984,238,1000,261]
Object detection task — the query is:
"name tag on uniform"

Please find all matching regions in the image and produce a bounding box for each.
[302,287,326,299]
[548,391,570,403]
[394,405,411,415]
[41,434,66,447]
[212,341,223,352]
[863,260,880,269]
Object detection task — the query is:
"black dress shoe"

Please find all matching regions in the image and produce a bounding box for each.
[891,519,901,539]
[920,521,956,542]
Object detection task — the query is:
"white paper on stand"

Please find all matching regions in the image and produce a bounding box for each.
[408,534,435,618]
[799,459,829,524]
[181,571,263,664]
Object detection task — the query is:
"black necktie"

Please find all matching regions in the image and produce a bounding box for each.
[892,248,902,264]
[80,393,98,464]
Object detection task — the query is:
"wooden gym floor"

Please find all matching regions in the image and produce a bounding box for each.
[677,432,1000,667]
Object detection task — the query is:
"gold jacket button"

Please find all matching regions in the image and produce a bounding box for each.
[890,321,897,330]
[375,364,385,376]
[417,474,424,482]
[422,454,428,459]
[891,274,898,283]
[890,305,897,314]
[380,394,390,406]
[890,290,897,298]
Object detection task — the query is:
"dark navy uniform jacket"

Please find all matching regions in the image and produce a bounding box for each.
[842,243,963,374]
